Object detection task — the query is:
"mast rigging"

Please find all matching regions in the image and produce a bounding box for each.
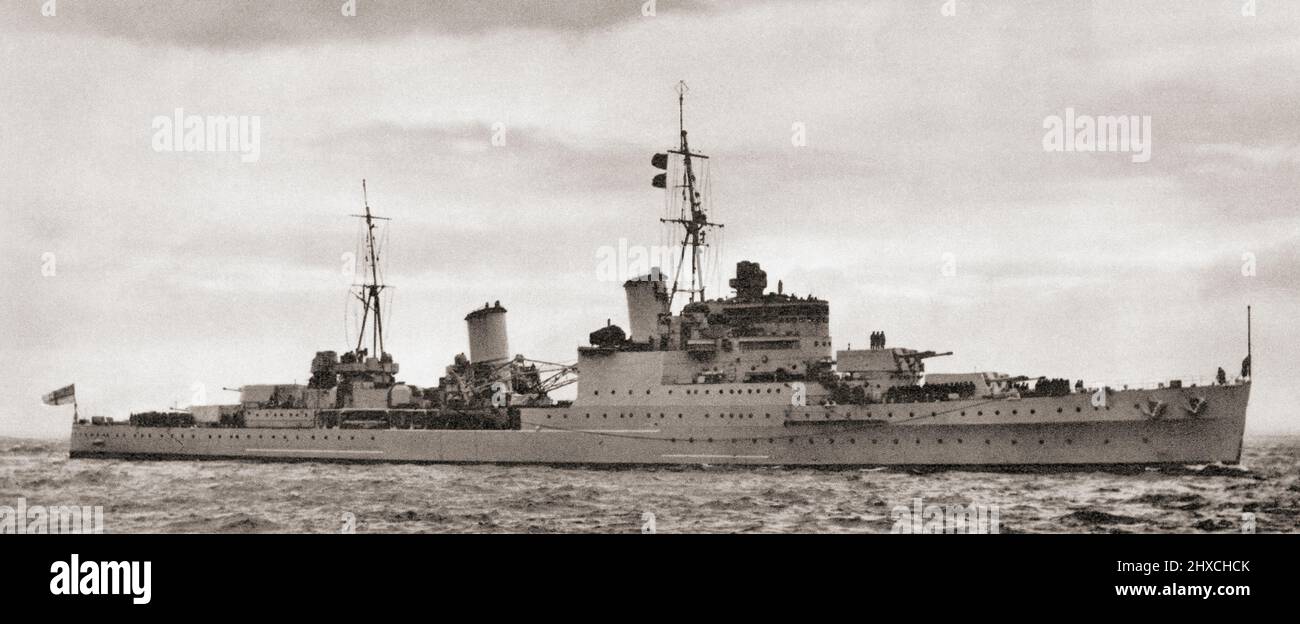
[653,81,722,307]
[350,179,391,356]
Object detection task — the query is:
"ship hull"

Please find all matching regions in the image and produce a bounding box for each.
[71,384,1249,467]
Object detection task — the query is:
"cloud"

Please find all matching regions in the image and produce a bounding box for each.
[10,0,718,48]
[1194,143,1300,168]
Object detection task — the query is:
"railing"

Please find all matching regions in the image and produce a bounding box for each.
[1077,374,1248,392]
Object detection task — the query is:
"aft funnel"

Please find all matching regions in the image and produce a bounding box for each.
[465,301,510,364]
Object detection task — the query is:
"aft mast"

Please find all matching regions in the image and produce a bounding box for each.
[654,81,723,307]
[332,179,400,400]
[351,179,391,357]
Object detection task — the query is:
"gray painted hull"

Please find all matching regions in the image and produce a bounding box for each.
[70,383,1249,467]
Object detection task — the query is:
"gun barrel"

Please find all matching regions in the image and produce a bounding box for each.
[915,351,954,359]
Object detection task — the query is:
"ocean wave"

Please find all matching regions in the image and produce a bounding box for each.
[0,434,1294,533]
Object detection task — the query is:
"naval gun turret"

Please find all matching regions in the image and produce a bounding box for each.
[832,346,953,402]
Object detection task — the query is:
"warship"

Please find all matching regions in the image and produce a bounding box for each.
[68,85,1251,467]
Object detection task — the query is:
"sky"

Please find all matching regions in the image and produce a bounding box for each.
[2,0,1297,438]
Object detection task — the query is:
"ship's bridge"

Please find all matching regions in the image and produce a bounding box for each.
[578,261,832,390]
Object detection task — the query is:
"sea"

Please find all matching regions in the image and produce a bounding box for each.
[2,435,1297,534]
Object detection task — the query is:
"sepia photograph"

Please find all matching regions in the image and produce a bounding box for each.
[1,0,1296,609]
